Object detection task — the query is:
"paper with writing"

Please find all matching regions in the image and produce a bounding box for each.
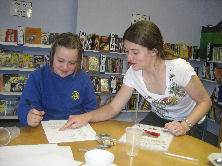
[41,120,96,143]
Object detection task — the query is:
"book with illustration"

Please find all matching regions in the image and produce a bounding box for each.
[25,27,41,44]
[11,52,20,68]
[41,32,50,45]
[5,29,17,42]
[2,74,19,92]
[19,54,33,68]
[33,55,45,68]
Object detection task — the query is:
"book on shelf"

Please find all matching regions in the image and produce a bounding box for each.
[17,26,24,45]
[19,54,33,68]
[41,32,50,45]
[33,55,45,69]
[5,29,17,42]
[0,75,3,92]
[99,36,109,51]
[11,52,20,68]
[82,56,88,71]
[100,78,110,94]
[79,30,87,50]
[96,95,101,107]
[25,27,41,44]
[0,27,7,42]
[49,33,59,44]
[2,74,27,92]
[209,104,222,124]
[0,50,11,67]
[0,100,7,116]
[91,34,100,51]
[4,97,20,116]
[109,33,118,52]
[44,55,50,66]
[90,76,100,92]
[127,94,137,110]
[2,74,19,92]
[110,76,117,94]
[215,67,222,84]
[88,56,100,74]
[116,77,123,91]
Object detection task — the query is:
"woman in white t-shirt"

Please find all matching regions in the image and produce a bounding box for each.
[60,21,211,139]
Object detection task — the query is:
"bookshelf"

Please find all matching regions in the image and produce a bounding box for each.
[0,42,150,120]
[82,49,150,120]
[0,42,49,119]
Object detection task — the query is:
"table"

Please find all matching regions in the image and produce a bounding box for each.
[8,120,219,166]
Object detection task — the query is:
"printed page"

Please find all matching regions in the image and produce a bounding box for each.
[41,120,96,143]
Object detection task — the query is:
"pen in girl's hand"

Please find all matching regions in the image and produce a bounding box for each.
[25,99,45,119]
[25,99,35,109]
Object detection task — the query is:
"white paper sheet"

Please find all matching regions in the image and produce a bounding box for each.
[118,124,174,152]
[41,120,97,143]
[0,144,83,166]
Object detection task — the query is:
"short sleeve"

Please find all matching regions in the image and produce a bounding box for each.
[173,58,196,87]
[123,66,135,88]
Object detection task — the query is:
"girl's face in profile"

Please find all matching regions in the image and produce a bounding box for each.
[124,40,154,71]
[53,46,78,78]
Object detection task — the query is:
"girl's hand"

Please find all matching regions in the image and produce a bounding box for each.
[27,109,45,127]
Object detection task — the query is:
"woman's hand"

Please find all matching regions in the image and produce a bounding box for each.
[164,120,188,136]
[60,113,91,131]
[27,109,45,127]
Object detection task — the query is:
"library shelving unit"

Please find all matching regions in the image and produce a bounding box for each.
[82,49,150,121]
[0,42,50,119]
[0,42,149,120]
[189,58,222,144]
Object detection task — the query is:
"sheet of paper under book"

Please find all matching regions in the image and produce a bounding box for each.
[0,144,83,166]
[118,124,174,152]
[41,120,97,143]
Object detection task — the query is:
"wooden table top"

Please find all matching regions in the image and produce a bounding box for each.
[8,120,219,166]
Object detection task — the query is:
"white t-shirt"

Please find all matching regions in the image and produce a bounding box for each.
[123,58,197,121]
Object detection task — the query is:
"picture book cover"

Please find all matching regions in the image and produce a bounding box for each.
[2,74,19,92]
[1,50,11,67]
[5,97,20,116]
[100,78,110,94]
[99,36,109,51]
[11,52,20,68]
[25,27,41,44]
[33,55,45,68]
[88,56,100,74]
[5,29,17,42]
[19,54,33,68]
[41,32,50,45]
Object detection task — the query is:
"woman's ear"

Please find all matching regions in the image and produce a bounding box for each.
[151,48,159,56]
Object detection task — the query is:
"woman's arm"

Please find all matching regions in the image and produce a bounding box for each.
[165,75,212,135]
[60,84,135,130]
[181,75,212,130]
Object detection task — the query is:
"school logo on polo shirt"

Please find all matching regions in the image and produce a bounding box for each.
[71,91,79,100]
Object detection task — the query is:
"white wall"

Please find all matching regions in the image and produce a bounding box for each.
[77,0,222,46]
[0,0,78,33]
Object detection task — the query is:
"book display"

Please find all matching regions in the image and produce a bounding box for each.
[1,26,217,121]
[80,31,152,119]
[0,29,51,119]
[187,22,222,130]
